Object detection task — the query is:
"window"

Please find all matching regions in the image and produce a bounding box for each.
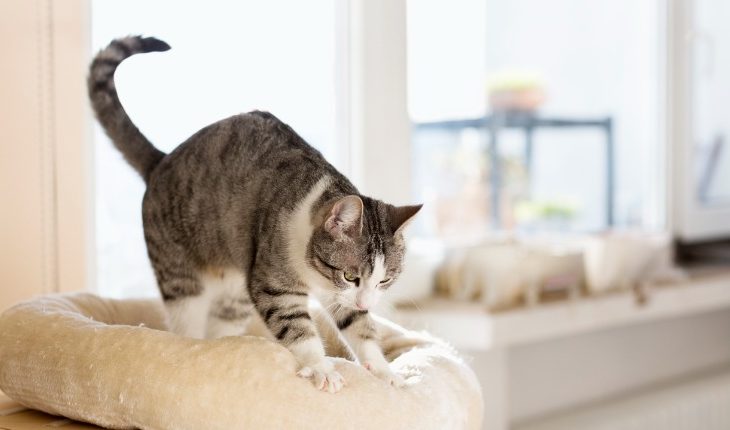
[92,0,338,297]
[407,0,663,241]
[673,0,730,241]
[692,0,730,207]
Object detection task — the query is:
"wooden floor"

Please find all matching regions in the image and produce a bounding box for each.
[0,392,102,429]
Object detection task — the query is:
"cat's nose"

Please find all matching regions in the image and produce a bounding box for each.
[355,302,369,310]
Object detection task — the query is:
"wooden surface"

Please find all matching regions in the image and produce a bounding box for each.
[0,392,101,429]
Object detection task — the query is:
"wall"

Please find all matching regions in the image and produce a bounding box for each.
[0,0,92,310]
[506,309,730,424]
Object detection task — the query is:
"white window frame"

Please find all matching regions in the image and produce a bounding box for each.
[13,0,722,306]
[668,0,730,242]
[346,0,413,206]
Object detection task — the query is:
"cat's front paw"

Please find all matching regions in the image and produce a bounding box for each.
[363,362,405,388]
[297,359,345,393]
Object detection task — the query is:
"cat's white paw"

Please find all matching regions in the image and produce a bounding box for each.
[297,359,345,393]
[363,362,405,388]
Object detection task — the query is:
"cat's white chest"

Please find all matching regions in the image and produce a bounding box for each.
[285,176,331,291]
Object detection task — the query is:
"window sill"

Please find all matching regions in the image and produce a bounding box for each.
[392,272,730,351]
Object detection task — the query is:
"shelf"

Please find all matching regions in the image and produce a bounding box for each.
[414,113,612,131]
[392,274,730,351]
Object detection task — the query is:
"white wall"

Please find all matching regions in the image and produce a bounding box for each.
[498,309,730,425]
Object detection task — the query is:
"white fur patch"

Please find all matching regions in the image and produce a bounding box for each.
[355,254,386,310]
[165,267,248,339]
[345,334,404,387]
[165,294,212,339]
[289,336,327,366]
[370,254,387,287]
[285,176,332,291]
[198,267,247,301]
[359,339,390,368]
[206,317,249,339]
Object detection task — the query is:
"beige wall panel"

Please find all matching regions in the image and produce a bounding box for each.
[0,0,91,310]
[52,1,92,293]
[0,0,48,310]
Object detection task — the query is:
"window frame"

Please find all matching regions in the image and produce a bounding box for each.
[669,0,730,242]
[14,0,723,301]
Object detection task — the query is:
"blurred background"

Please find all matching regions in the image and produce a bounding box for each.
[2,0,730,429]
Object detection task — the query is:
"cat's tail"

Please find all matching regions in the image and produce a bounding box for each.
[88,36,171,183]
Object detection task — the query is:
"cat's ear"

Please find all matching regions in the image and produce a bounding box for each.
[389,204,423,234]
[324,195,364,239]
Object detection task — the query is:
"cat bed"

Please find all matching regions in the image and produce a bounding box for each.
[0,293,482,430]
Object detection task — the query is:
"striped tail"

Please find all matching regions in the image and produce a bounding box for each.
[88,36,171,182]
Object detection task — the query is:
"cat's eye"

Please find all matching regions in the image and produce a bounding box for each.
[343,272,359,283]
[379,278,391,285]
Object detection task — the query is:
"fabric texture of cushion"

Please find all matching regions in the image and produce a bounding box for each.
[0,293,482,429]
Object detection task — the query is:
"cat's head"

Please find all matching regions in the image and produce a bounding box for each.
[307,196,421,311]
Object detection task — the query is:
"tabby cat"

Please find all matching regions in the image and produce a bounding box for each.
[88,36,421,393]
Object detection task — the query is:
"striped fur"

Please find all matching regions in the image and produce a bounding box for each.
[88,36,169,182]
[88,36,422,392]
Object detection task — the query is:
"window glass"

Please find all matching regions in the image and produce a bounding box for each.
[408,0,662,241]
[92,0,337,297]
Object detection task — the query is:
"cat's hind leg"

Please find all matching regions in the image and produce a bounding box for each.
[203,268,254,339]
[147,235,211,338]
[165,292,212,339]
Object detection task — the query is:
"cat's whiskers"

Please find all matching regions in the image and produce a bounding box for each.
[324,300,340,315]
[400,297,424,314]
[375,299,398,315]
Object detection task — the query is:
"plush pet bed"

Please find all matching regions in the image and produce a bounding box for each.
[0,293,482,429]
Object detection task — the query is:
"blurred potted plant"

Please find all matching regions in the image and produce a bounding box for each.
[487,70,546,112]
[515,199,577,231]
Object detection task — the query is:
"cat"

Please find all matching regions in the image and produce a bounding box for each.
[88,36,421,393]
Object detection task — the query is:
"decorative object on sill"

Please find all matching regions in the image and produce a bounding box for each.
[522,239,584,306]
[0,293,483,430]
[584,231,687,304]
[436,239,526,310]
[514,199,578,232]
[435,236,584,311]
[487,70,546,112]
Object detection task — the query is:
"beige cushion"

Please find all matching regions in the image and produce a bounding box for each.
[0,293,482,429]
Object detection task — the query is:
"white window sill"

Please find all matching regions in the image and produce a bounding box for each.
[392,272,730,351]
